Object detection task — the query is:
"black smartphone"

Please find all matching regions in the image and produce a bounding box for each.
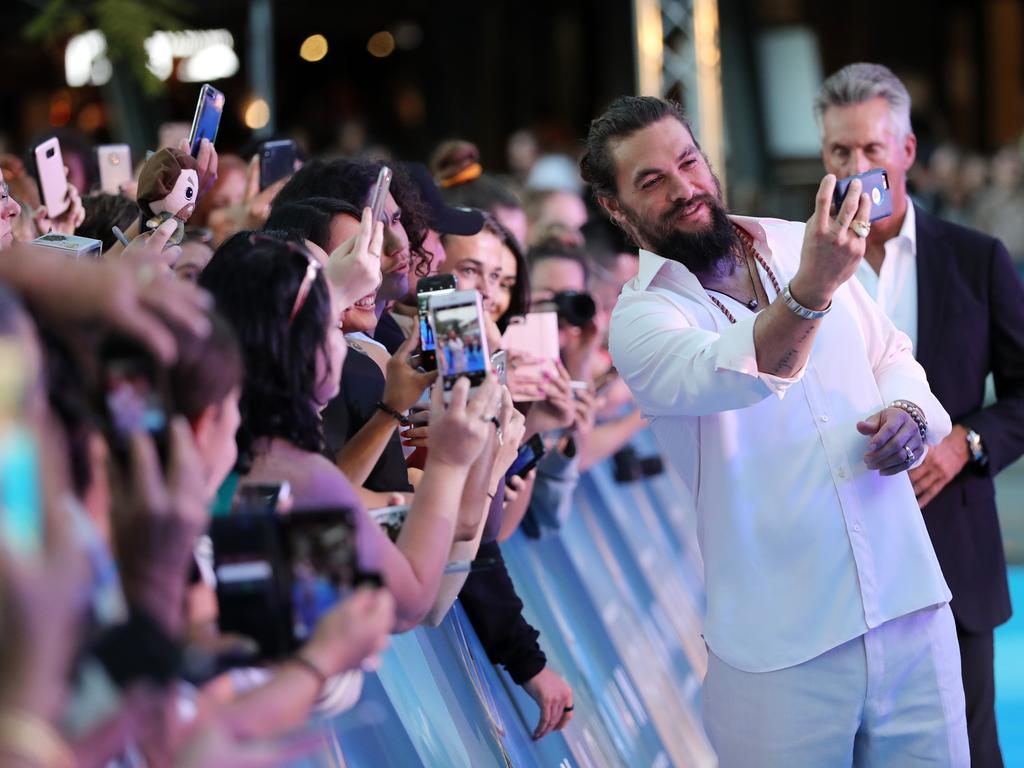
[369,166,393,224]
[832,168,892,222]
[98,335,171,467]
[506,433,546,482]
[188,84,225,158]
[416,274,457,371]
[211,508,374,660]
[258,139,296,191]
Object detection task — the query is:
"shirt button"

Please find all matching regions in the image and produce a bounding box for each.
[852,523,862,533]
[820,415,830,423]
[837,468,848,480]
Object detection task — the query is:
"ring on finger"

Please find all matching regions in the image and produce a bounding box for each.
[904,444,916,464]
[851,220,871,238]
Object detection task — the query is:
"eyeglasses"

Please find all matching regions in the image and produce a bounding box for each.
[247,233,323,325]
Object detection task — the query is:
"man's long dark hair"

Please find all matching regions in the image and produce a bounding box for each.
[199,230,331,470]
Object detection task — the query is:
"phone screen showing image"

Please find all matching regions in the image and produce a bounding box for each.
[431,299,489,390]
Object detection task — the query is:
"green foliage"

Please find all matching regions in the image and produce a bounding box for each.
[24,0,192,95]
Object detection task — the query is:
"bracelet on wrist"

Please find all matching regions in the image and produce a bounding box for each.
[376,401,410,426]
[890,399,928,440]
[290,654,328,690]
[782,283,832,321]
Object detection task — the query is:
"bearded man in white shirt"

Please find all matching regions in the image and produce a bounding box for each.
[585,95,968,767]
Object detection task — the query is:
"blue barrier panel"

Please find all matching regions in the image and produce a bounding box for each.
[501,529,673,767]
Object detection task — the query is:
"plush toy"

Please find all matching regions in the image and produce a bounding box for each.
[136,148,199,246]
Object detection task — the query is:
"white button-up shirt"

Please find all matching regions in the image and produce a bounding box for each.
[609,215,952,673]
[855,202,918,351]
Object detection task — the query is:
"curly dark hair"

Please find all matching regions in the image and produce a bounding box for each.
[580,96,694,200]
[274,158,433,277]
[199,230,332,470]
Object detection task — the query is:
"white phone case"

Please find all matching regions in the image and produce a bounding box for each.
[96,144,132,195]
[33,137,69,219]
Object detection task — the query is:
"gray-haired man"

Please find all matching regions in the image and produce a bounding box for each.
[817,62,1024,768]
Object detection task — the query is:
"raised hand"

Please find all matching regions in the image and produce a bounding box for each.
[326,207,384,310]
[857,406,925,477]
[791,174,872,310]
[426,375,500,469]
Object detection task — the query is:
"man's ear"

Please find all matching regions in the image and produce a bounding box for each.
[903,131,918,172]
[597,194,625,227]
[190,404,217,452]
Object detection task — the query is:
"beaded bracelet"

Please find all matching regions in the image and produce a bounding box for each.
[376,401,410,426]
[890,399,928,440]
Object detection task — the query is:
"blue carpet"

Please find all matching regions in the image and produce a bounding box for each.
[996,566,1024,766]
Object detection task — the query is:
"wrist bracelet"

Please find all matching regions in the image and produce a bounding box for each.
[890,399,928,440]
[782,283,832,320]
[0,711,75,768]
[291,654,328,690]
[376,401,410,425]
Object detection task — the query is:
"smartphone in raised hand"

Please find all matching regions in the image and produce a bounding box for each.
[415,274,457,371]
[31,137,70,219]
[188,84,225,158]
[429,289,490,401]
[369,165,393,224]
[96,144,132,195]
[832,168,892,222]
[258,139,297,190]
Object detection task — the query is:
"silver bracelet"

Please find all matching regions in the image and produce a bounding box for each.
[890,399,928,440]
[782,283,831,320]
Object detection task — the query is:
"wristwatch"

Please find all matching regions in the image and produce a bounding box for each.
[965,428,988,467]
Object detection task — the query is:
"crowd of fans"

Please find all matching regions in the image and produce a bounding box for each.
[0,108,649,767]
[909,139,1024,266]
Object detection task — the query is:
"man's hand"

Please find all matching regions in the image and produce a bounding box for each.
[522,667,574,740]
[909,425,970,508]
[857,406,925,476]
[790,174,872,309]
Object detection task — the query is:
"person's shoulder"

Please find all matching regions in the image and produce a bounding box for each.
[917,206,1002,255]
[294,453,362,509]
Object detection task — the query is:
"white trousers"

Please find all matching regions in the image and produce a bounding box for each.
[701,603,969,767]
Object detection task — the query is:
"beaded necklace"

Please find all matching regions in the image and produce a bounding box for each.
[705,226,782,324]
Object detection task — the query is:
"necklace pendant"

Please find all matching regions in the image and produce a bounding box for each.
[747,298,758,309]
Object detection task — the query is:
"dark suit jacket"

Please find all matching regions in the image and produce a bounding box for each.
[914,205,1024,633]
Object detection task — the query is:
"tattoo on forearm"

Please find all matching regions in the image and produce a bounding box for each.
[769,326,815,375]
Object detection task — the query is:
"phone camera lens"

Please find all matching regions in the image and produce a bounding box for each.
[46,148,55,158]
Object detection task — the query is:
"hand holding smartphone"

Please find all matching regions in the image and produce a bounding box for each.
[369,166,393,224]
[96,144,133,195]
[429,289,491,401]
[188,84,225,158]
[31,137,70,219]
[832,168,892,222]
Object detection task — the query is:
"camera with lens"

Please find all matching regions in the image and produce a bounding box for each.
[551,290,596,328]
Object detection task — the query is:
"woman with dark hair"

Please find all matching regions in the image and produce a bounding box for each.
[482,213,530,332]
[431,139,528,248]
[198,228,500,629]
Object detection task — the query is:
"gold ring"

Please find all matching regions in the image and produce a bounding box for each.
[851,220,871,238]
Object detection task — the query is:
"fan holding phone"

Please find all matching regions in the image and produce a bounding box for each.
[28,136,86,238]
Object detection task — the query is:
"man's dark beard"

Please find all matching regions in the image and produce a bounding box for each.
[625,194,739,278]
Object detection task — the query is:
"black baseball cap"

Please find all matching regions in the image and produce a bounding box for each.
[403,162,485,236]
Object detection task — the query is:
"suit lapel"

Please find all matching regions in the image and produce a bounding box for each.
[914,206,954,369]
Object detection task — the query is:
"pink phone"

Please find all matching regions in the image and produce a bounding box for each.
[32,137,70,219]
[501,311,560,402]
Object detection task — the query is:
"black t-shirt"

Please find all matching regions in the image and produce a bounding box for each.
[321,347,413,493]
[374,311,407,355]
